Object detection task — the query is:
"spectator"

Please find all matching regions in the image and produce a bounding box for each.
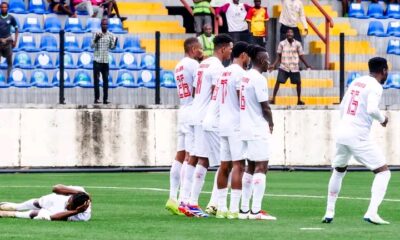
[73,0,103,18]
[269,28,312,106]
[197,23,214,57]
[342,0,361,17]
[48,0,77,17]
[246,0,269,48]
[0,2,18,80]
[216,0,251,43]
[96,0,127,22]
[91,18,117,104]
[279,0,307,43]
[180,0,214,36]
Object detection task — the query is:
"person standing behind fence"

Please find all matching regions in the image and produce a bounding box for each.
[279,0,307,43]
[0,2,18,80]
[198,24,214,58]
[91,18,117,104]
[180,0,213,36]
[246,0,269,48]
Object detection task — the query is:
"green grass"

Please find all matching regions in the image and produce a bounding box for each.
[0,171,399,240]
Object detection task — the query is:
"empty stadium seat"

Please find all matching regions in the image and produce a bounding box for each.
[161,71,176,88]
[367,21,387,37]
[387,21,400,36]
[74,70,93,88]
[111,39,124,53]
[346,72,361,86]
[387,4,400,19]
[140,53,156,70]
[56,52,77,69]
[387,39,400,54]
[120,53,140,70]
[9,0,27,14]
[34,53,55,69]
[44,17,62,33]
[64,35,82,52]
[65,17,85,33]
[13,52,33,69]
[52,70,75,88]
[137,70,155,88]
[86,18,101,33]
[29,0,47,14]
[123,36,145,53]
[383,73,400,89]
[12,18,23,33]
[81,36,93,52]
[367,3,387,19]
[31,69,53,88]
[40,35,58,52]
[116,70,138,88]
[22,17,44,33]
[349,3,368,19]
[108,18,127,34]
[9,69,30,88]
[0,57,7,69]
[77,52,93,69]
[108,54,119,70]
[0,72,8,88]
[16,35,39,52]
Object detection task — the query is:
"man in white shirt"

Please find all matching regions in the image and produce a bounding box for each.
[179,34,233,218]
[166,37,203,216]
[322,57,391,225]
[214,41,250,219]
[279,0,308,43]
[238,46,276,221]
[0,184,91,221]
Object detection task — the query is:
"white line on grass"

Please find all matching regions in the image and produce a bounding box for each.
[1,185,400,202]
[300,228,323,231]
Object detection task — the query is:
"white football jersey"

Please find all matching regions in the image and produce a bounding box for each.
[191,56,225,126]
[336,75,385,145]
[174,57,199,124]
[239,69,271,140]
[219,64,246,136]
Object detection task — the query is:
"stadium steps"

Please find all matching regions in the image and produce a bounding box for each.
[267,78,334,88]
[273,96,340,106]
[116,2,168,15]
[123,21,186,34]
[141,39,184,53]
[272,5,338,18]
[309,40,376,54]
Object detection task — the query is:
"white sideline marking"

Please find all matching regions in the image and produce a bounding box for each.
[1,185,400,203]
[300,227,323,231]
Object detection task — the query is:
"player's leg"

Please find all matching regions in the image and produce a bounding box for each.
[215,136,232,218]
[205,167,219,216]
[291,72,304,105]
[205,132,222,215]
[239,141,254,219]
[228,135,245,219]
[0,210,39,219]
[270,69,288,104]
[0,199,40,211]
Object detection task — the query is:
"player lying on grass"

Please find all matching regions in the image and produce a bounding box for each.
[0,184,91,221]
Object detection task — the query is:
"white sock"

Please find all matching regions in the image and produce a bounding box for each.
[169,160,182,201]
[15,211,33,219]
[227,171,232,189]
[180,164,195,204]
[207,168,219,207]
[178,161,188,201]
[241,172,253,212]
[326,170,346,216]
[229,189,241,213]
[366,170,391,217]
[189,165,207,206]
[15,199,39,211]
[251,173,266,213]
[217,188,228,212]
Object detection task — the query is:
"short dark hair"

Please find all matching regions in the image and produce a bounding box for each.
[1,2,8,6]
[368,57,388,73]
[247,44,267,60]
[70,192,90,210]
[213,33,233,50]
[184,37,199,53]
[232,41,249,58]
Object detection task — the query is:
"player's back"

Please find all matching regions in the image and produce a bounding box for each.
[174,57,199,106]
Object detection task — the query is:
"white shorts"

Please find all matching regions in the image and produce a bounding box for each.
[177,123,194,154]
[194,125,208,158]
[38,193,70,215]
[220,133,244,161]
[242,138,271,161]
[204,130,220,166]
[333,140,386,171]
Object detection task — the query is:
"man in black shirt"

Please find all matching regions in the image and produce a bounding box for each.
[0,2,18,79]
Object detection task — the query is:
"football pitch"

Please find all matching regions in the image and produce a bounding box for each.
[0,171,399,240]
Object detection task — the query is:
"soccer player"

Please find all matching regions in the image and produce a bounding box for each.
[165,37,203,215]
[0,184,91,221]
[322,57,391,225]
[238,46,276,220]
[215,41,250,219]
[180,34,233,217]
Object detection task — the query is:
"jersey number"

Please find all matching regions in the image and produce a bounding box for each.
[239,85,246,110]
[176,74,190,99]
[346,90,360,116]
[195,71,203,95]
[220,79,228,104]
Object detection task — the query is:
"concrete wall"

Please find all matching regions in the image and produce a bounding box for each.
[0,107,399,167]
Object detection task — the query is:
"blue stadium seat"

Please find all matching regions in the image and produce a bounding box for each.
[367,21,387,37]
[111,38,124,53]
[13,18,23,33]
[31,69,53,88]
[161,71,176,88]
[16,35,39,52]
[9,0,27,14]
[123,36,145,53]
[56,52,77,69]
[9,69,31,88]
[86,18,101,33]
[64,17,85,33]
[22,17,44,33]
[0,72,9,88]
[387,4,400,19]
[349,3,368,19]
[108,54,119,70]
[82,36,94,52]
[367,3,387,19]
[387,39,400,54]
[116,70,138,88]
[29,0,47,14]
[34,52,55,69]
[383,73,400,89]
[13,52,33,69]
[44,17,61,33]
[77,52,93,69]
[74,70,94,88]
[40,35,58,52]
[346,72,361,87]
[387,21,400,36]
[137,70,155,88]
[119,53,140,70]
[64,35,83,52]
[108,18,127,34]
[140,53,156,70]
[52,70,75,88]
[0,57,7,69]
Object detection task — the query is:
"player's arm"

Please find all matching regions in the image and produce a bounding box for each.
[269,53,281,72]
[52,184,84,195]
[50,201,90,221]
[367,88,388,126]
[261,101,274,133]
